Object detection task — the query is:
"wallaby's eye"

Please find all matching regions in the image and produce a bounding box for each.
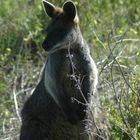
[57,31,67,37]
[58,30,65,35]
[56,28,67,35]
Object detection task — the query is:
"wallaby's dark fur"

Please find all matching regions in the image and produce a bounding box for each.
[20,1,109,140]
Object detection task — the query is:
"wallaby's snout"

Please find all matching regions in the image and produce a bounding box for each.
[42,25,71,52]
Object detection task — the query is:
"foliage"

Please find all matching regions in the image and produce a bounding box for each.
[0,0,140,139]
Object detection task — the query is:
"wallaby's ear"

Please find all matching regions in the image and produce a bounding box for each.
[63,1,77,21]
[42,0,56,18]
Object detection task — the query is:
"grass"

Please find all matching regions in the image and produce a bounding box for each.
[0,0,140,139]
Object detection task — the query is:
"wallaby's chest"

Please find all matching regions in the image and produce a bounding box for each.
[45,48,93,98]
[46,48,91,75]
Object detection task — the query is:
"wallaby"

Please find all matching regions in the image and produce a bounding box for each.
[20,1,109,140]
[41,0,98,124]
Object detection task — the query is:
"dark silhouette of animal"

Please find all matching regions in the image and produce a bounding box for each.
[20,1,109,140]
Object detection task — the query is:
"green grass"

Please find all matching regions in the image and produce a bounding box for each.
[0,0,140,139]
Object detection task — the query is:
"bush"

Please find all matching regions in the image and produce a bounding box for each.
[0,0,139,139]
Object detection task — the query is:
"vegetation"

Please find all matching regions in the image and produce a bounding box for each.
[0,0,140,139]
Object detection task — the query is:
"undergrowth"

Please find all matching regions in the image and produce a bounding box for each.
[0,0,140,139]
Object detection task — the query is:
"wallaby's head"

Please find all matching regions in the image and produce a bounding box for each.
[42,0,80,53]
